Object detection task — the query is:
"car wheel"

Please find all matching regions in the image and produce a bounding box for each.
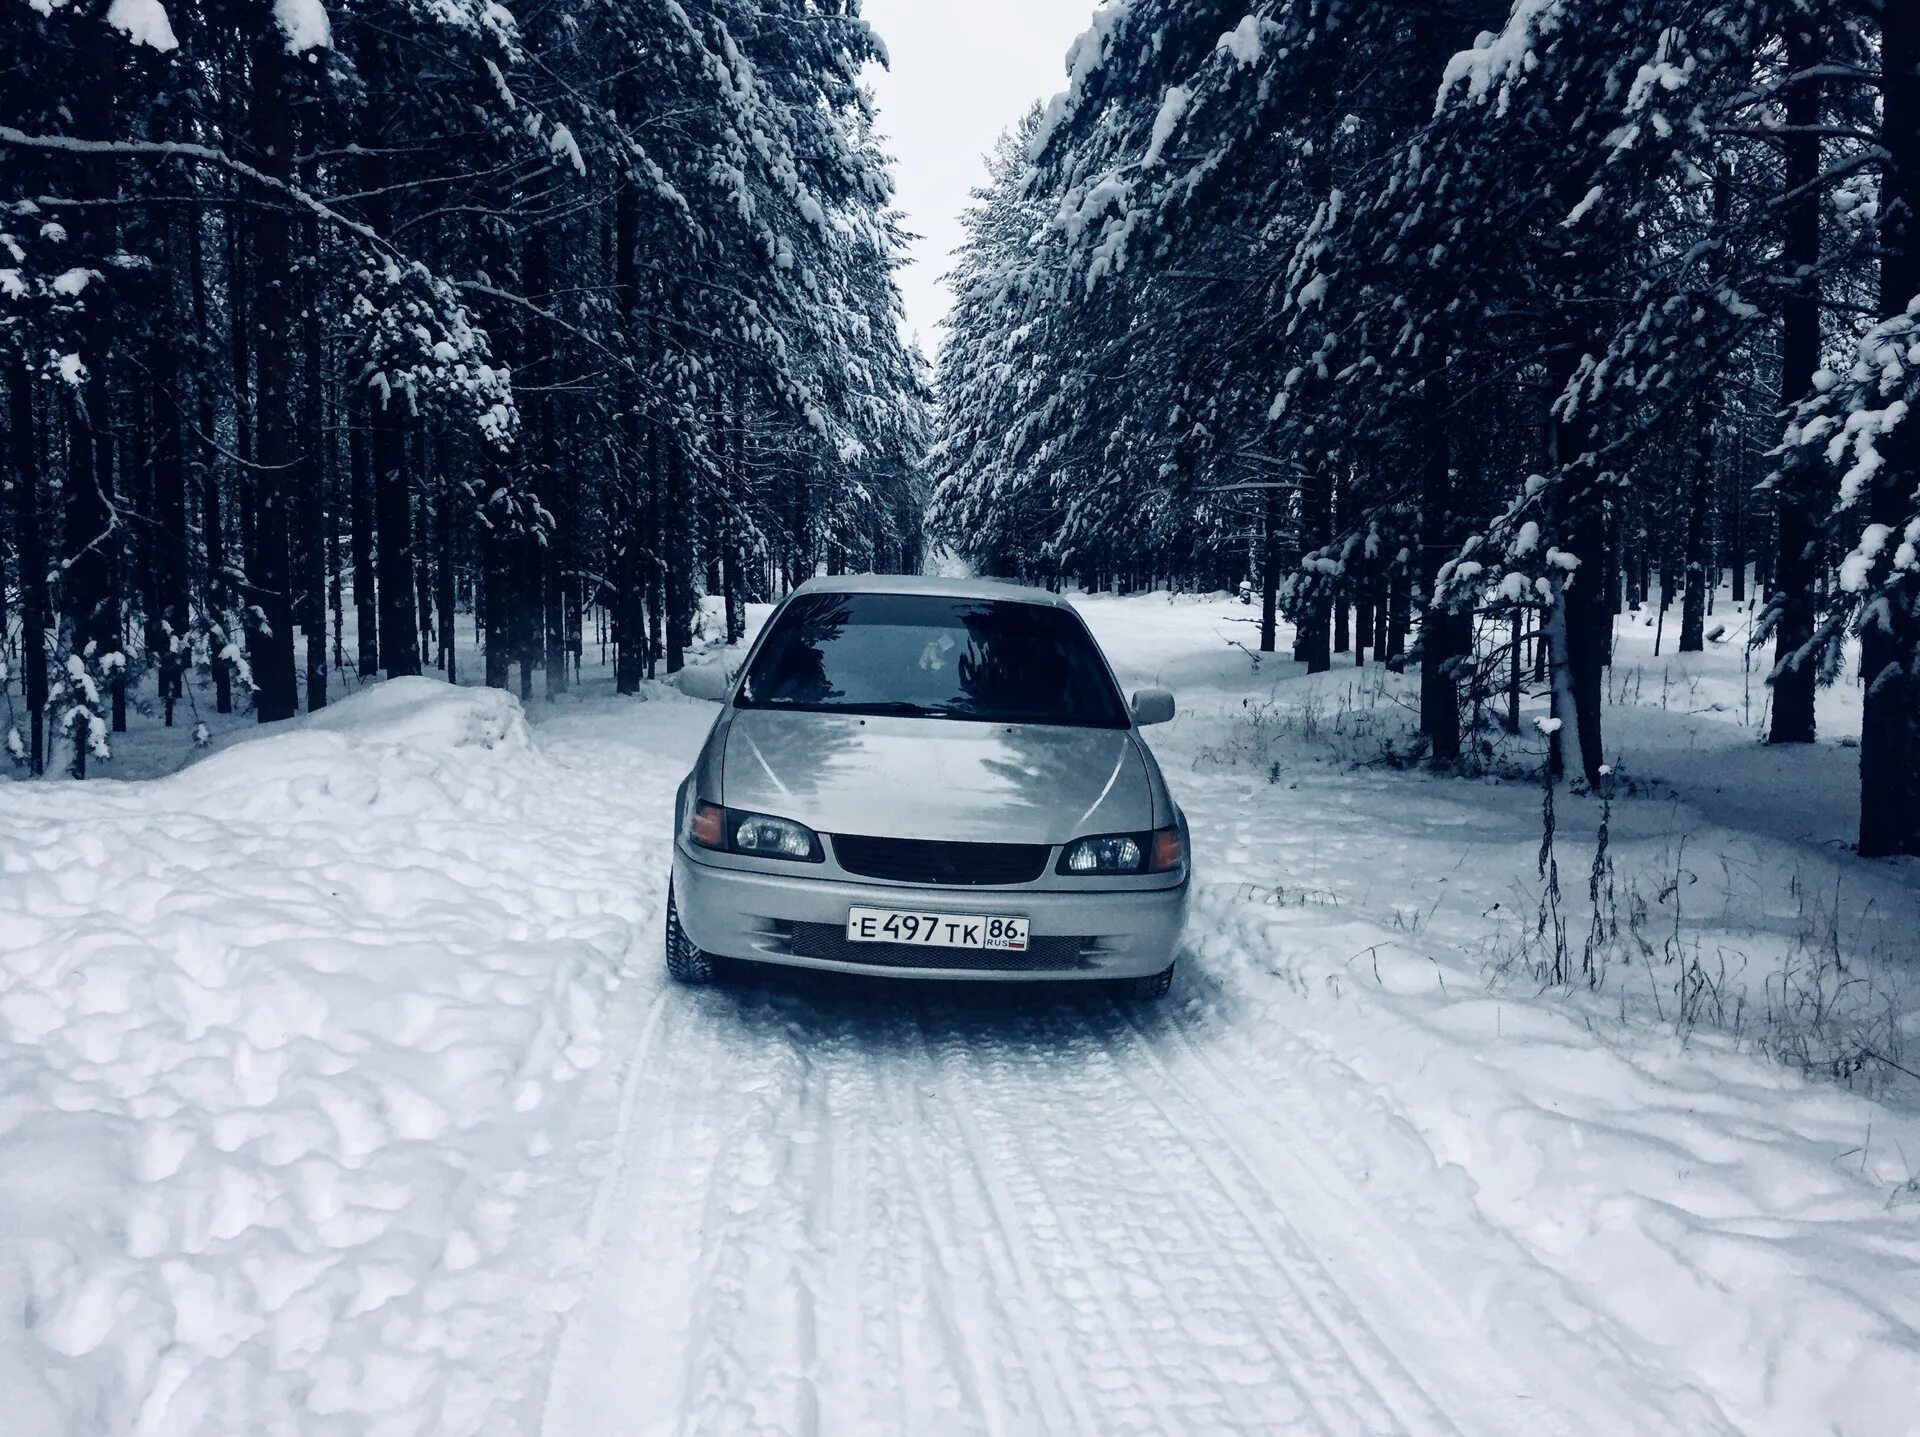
[1117,963,1175,1001]
[664,886,714,985]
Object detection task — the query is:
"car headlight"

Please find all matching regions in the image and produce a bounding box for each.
[688,801,824,863]
[1058,826,1184,876]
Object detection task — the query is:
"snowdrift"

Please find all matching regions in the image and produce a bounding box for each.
[0,680,630,1436]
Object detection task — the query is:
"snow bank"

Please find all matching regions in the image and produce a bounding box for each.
[0,680,632,1436]
[1184,892,1920,1435]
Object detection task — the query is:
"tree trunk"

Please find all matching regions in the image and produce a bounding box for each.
[349,407,379,678]
[300,199,328,713]
[328,423,345,678]
[483,471,516,690]
[1417,364,1463,764]
[1678,403,1712,654]
[1727,459,1746,604]
[613,156,647,696]
[438,468,458,685]
[123,382,152,734]
[790,463,811,596]
[1543,574,1580,779]
[1298,462,1332,672]
[187,187,231,715]
[151,319,190,726]
[10,369,48,773]
[1859,0,1920,856]
[1387,558,1409,662]
[245,33,299,724]
[62,24,122,733]
[228,85,257,685]
[372,398,418,678]
[723,369,747,644]
[544,406,571,700]
[1549,347,1609,787]
[360,39,419,683]
[1374,562,1390,656]
[414,430,436,677]
[1259,486,1279,653]
[1353,543,1373,667]
[1770,16,1822,743]
[1507,610,1523,736]
[666,437,692,673]
[1634,522,1651,609]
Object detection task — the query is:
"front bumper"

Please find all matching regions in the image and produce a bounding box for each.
[672,842,1189,982]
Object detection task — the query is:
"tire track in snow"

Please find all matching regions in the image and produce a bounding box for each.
[1033,1015,1401,1435]
[1119,982,1596,1437]
[1167,896,1747,1437]
[873,1006,1032,1437]
[1102,996,1488,1436]
[902,1008,1130,1437]
[535,990,704,1437]
[1033,1054,1343,1436]
[930,1022,1183,1435]
[670,991,826,1437]
[542,976,1555,1437]
[535,877,1627,1436]
[916,1009,1337,1436]
[808,1009,883,1435]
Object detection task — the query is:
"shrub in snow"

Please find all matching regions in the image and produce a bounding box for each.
[1,659,27,769]
[46,641,113,780]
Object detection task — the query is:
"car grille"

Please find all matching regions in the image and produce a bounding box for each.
[784,923,1089,972]
[830,834,1051,886]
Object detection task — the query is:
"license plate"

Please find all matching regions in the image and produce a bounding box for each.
[845,907,1030,952]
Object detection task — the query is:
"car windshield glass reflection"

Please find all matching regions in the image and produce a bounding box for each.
[736,594,1130,728]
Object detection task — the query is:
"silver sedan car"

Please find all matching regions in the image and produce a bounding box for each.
[668,576,1190,997]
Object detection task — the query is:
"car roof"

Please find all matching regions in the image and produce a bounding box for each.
[789,573,1074,610]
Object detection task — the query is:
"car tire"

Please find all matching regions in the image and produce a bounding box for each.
[1117,963,1175,1001]
[665,887,714,985]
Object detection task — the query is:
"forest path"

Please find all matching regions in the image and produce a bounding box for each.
[523,681,1730,1437]
[529,944,1643,1437]
[516,593,1920,1437]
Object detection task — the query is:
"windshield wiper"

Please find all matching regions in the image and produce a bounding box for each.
[745,699,970,719]
[836,701,962,719]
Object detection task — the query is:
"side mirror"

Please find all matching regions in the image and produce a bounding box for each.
[678,663,737,705]
[1131,688,1176,727]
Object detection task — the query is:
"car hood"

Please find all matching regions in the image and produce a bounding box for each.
[721,709,1155,845]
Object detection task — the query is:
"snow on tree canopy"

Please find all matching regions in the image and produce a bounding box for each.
[1032,1,1133,160]
[106,0,178,51]
[1142,85,1190,169]
[1219,15,1263,67]
[274,0,331,53]
[548,123,586,175]
[1437,0,1567,114]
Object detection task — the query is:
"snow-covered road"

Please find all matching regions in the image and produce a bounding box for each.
[540,937,1578,1437]
[526,596,1915,1437]
[6,593,1918,1437]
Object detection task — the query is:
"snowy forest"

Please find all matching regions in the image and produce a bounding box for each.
[0,0,927,764]
[930,0,1920,859]
[5,5,1920,1435]
[5,0,1920,859]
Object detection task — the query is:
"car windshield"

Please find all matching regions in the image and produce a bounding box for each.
[735,592,1131,728]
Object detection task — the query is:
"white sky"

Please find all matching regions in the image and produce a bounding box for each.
[862,0,1095,356]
